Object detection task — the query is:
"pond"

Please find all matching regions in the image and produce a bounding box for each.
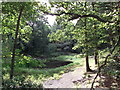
[43,60,73,68]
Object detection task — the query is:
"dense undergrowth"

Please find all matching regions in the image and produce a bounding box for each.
[100,58,120,88]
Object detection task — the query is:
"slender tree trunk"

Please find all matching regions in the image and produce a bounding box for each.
[84,2,92,72]
[94,51,98,65]
[10,7,24,79]
[86,54,92,72]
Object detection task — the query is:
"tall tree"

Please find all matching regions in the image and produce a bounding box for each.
[40,2,117,72]
[25,20,50,56]
[37,1,120,73]
[2,2,39,79]
[10,5,24,79]
[84,2,92,72]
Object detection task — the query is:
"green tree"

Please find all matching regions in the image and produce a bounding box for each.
[25,20,50,56]
[2,2,38,79]
[40,2,120,72]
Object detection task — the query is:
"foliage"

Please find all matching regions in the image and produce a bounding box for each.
[47,2,119,54]
[2,1,120,89]
[46,43,57,54]
[24,20,50,56]
[2,54,84,88]
[3,75,42,88]
[15,55,46,68]
[102,52,120,80]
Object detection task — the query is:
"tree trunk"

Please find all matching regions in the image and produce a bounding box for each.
[84,2,92,72]
[94,51,98,65]
[86,54,92,72]
[10,7,24,79]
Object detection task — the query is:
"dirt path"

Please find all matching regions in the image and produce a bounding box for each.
[42,67,93,88]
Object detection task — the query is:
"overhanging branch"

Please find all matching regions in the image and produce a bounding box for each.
[80,14,113,23]
[42,11,113,23]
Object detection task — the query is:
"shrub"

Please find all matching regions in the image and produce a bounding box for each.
[3,76,42,88]
[15,55,46,68]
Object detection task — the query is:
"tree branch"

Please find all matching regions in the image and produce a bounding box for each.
[42,10,113,23]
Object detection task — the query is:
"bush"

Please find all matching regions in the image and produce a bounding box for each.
[3,76,42,88]
[15,55,46,68]
[102,59,120,80]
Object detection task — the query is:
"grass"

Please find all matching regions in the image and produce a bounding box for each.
[4,53,106,88]
[3,54,96,77]
[3,53,85,87]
